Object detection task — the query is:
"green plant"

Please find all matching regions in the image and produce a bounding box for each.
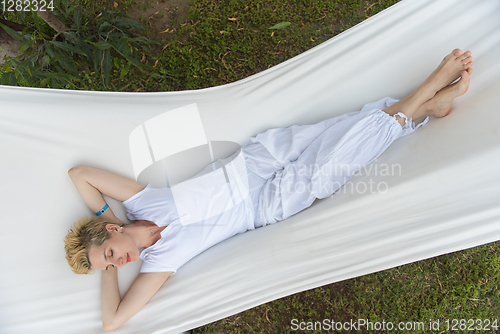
[0,0,159,89]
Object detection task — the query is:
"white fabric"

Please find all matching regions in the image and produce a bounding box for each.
[251,97,426,224]
[1,0,500,333]
[125,100,421,274]
[123,157,257,274]
[123,185,180,226]
[135,207,252,274]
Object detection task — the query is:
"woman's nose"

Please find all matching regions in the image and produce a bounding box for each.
[114,257,124,267]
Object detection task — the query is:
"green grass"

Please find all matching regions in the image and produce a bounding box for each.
[193,243,500,333]
[70,0,401,92]
[152,0,400,92]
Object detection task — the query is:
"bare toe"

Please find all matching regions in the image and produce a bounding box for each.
[461,56,472,63]
[457,70,470,94]
[467,67,474,75]
[444,49,463,61]
[460,50,472,58]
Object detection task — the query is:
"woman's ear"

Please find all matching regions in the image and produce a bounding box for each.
[105,223,121,232]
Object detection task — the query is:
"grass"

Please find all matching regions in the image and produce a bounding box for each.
[193,242,500,333]
[4,0,500,332]
[67,0,402,92]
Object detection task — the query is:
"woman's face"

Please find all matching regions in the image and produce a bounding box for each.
[87,225,139,270]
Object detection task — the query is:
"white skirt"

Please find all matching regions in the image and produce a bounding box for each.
[241,97,429,227]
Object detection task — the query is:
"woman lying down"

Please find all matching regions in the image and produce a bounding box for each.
[64,49,473,331]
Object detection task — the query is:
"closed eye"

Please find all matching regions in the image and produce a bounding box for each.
[105,250,114,270]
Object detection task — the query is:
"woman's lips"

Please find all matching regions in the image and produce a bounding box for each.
[127,254,131,263]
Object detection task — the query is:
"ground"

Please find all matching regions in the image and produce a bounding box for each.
[121,0,190,49]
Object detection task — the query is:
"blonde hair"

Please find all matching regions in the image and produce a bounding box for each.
[64,217,124,275]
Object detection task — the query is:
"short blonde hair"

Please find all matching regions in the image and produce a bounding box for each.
[64,217,124,275]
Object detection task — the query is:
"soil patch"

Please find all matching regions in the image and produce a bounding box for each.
[122,0,190,52]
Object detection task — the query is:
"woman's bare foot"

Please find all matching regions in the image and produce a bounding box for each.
[414,70,471,119]
[437,66,473,91]
[416,49,473,100]
[383,49,473,126]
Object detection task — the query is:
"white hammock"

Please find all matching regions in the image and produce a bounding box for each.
[1,0,499,332]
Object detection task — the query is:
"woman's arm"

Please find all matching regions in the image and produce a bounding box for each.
[68,166,145,222]
[68,166,167,330]
[101,269,172,331]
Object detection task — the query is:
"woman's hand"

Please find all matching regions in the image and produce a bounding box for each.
[68,166,170,330]
[68,166,145,222]
[101,269,173,331]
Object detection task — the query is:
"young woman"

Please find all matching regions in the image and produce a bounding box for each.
[65,49,473,331]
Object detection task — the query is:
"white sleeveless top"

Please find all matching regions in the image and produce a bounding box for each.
[122,149,257,274]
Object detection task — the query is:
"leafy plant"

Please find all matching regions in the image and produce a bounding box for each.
[0,1,160,89]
